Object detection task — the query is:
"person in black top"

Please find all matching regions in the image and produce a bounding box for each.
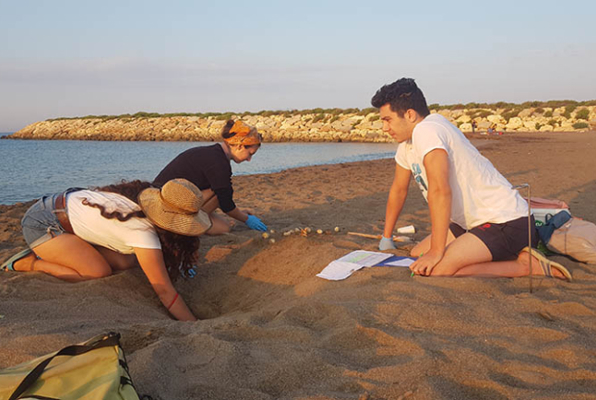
[154,120,268,234]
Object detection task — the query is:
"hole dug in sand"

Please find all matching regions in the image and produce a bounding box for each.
[190,236,348,319]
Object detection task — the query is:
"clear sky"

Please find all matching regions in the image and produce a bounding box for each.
[1,0,595,132]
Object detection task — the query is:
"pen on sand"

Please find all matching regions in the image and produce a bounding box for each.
[411,253,423,277]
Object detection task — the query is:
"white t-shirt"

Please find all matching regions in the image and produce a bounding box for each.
[395,114,528,229]
[67,190,161,254]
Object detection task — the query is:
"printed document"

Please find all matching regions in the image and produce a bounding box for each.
[317,251,415,281]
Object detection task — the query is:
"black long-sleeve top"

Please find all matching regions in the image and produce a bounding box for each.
[153,144,236,212]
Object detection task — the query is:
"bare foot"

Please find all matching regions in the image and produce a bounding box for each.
[517,248,571,281]
[529,256,566,279]
[12,253,37,272]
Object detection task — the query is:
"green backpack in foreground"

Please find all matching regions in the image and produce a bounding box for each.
[0,332,145,400]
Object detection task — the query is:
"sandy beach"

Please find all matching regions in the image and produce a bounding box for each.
[1,131,596,399]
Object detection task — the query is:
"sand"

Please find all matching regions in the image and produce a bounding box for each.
[1,131,596,399]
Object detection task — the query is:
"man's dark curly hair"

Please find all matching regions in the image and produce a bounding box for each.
[371,78,430,117]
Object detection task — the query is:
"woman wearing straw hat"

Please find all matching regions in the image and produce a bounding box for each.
[154,119,268,234]
[1,178,211,321]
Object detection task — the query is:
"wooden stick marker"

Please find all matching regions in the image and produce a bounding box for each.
[347,232,412,242]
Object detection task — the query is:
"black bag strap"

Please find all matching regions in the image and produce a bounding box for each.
[9,333,121,400]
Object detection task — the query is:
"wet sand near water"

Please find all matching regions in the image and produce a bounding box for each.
[1,131,596,399]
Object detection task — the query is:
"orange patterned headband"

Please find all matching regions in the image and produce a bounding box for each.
[224,121,262,146]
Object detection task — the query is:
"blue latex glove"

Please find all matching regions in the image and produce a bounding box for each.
[379,236,397,251]
[246,215,268,231]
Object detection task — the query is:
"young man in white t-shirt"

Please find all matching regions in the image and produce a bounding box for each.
[371,78,571,280]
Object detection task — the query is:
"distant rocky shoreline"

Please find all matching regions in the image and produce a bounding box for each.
[5,105,596,142]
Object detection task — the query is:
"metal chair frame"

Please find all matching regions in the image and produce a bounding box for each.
[512,183,533,293]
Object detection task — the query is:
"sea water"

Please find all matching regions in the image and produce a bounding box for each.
[0,138,396,205]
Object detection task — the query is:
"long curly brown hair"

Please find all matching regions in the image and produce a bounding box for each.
[85,179,200,280]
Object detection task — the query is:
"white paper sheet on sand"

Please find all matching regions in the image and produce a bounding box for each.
[317,251,415,281]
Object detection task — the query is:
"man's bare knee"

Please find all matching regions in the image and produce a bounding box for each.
[410,241,428,257]
[410,231,456,258]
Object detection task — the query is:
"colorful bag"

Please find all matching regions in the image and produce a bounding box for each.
[547,218,596,264]
[0,332,145,400]
[536,210,572,244]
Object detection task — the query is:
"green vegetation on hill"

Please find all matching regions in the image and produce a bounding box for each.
[46,100,596,122]
[575,108,590,120]
[573,122,589,129]
[429,99,596,112]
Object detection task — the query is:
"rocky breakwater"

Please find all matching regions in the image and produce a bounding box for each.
[6,113,390,143]
[444,105,596,133]
[6,105,596,142]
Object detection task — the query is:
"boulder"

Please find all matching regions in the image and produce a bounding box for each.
[371,121,383,130]
[209,120,226,130]
[255,122,271,130]
[438,110,452,118]
[285,115,301,125]
[344,116,363,124]
[506,117,523,130]
[478,120,492,130]
[487,115,505,124]
[539,125,554,132]
[561,121,575,129]
[459,123,473,132]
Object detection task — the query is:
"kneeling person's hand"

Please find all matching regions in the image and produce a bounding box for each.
[246,215,268,231]
[410,251,443,276]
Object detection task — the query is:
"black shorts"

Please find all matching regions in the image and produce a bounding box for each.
[450,216,539,261]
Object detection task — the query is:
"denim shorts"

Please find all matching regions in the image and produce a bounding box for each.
[21,192,72,249]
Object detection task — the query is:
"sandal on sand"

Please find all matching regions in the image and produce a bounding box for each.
[520,247,572,282]
[0,248,33,272]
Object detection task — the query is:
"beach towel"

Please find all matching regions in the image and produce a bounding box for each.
[529,197,569,210]
[0,332,145,400]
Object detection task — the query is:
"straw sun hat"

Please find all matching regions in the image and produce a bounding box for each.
[138,179,212,236]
